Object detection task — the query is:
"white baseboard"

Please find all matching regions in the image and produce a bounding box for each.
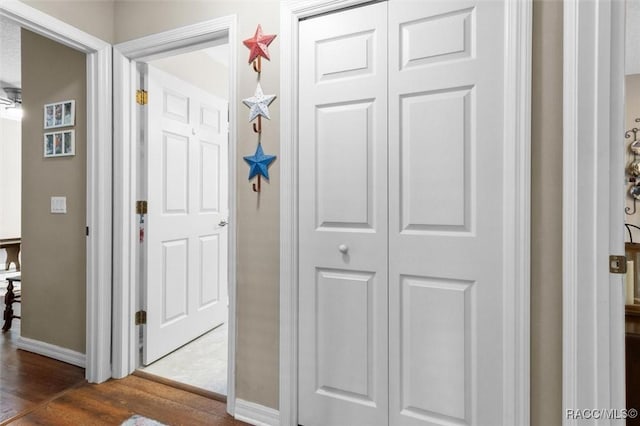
[17,336,86,368]
[234,398,280,426]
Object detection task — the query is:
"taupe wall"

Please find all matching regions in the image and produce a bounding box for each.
[20,29,87,353]
[18,0,566,418]
[114,0,281,409]
[531,1,563,425]
[21,0,114,43]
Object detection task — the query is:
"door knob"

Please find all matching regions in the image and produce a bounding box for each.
[219,219,228,227]
[338,244,348,254]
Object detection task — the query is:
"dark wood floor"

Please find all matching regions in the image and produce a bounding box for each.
[1,323,248,425]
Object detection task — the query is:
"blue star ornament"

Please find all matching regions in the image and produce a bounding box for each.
[243,83,276,122]
[244,143,277,180]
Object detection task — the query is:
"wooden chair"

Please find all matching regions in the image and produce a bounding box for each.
[2,275,21,332]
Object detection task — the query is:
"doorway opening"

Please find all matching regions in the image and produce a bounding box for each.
[0,2,112,384]
[0,15,22,338]
[135,40,231,398]
[112,16,238,411]
[1,17,90,364]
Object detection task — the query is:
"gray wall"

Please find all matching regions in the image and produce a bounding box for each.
[18,0,566,420]
[21,29,87,353]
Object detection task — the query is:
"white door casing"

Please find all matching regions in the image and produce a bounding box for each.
[294,0,531,425]
[144,65,229,364]
[562,0,626,422]
[298,3,388,425]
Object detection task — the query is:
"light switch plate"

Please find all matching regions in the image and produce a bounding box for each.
[51,196,67,214]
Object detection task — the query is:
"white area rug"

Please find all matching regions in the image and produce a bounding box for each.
[121,414,166,426]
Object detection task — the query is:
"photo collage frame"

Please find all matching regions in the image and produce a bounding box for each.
[43,100,75,158]
[44,130,75,157]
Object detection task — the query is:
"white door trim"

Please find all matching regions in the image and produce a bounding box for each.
[0,1,112,384]
[562,0,626,422]
[112,15,238,414]
[279,1,532,425]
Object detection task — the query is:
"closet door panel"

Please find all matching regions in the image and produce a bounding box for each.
[400,87,471,230]
[298,3,389,426]
[389,1,507,425]
[315,101,374,229]
[399,276,474,421]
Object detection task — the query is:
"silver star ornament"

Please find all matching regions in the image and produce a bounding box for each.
[243,83,276,122]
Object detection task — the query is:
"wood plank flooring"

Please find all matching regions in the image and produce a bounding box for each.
[1,324,85,422]
[1,324,248,425]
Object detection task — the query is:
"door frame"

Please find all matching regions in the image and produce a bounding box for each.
[562,0,626,422]
[279,0,532,425]
[112,15,238,414]
[0,1,112,383]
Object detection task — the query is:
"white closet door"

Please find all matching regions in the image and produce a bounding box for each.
[388,1,507,425]
[298,3,389,426]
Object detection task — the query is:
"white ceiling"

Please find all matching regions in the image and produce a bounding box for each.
[0,16,21,95]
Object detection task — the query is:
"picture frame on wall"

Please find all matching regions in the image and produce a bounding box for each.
[44,130,75,157]
[44,100,75,129]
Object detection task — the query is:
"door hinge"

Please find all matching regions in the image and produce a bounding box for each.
[136,89,148,105]
[135,310,147,325]
[610,255,627,274]
[136,200,148,215]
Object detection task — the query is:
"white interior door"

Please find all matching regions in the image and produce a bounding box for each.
[299,0,510,425]
[298,3,389,426]
[144,65,229,365]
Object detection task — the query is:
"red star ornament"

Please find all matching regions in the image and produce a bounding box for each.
[243,24,277,64]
